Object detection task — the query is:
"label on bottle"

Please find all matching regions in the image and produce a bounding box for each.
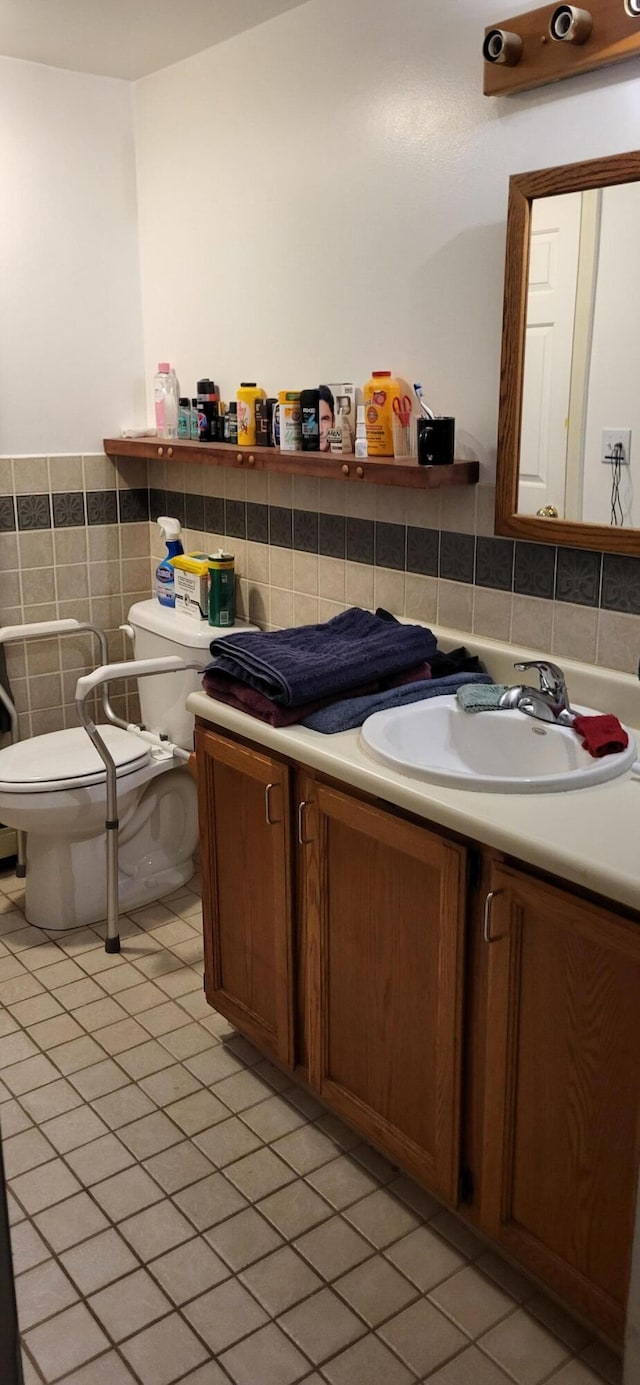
[302,408,319,441]
[156,563,175,607]
[280,404,302,452]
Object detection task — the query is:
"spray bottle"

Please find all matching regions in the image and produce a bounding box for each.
[156,517,184,608]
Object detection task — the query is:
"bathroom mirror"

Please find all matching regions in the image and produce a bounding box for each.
[495,149,640,554]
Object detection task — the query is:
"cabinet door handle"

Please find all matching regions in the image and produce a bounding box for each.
[297,800,312,845]
[265,782,277,826]
[483,889,505,942]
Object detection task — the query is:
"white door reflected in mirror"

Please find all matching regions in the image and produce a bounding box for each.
[518,182,638,527]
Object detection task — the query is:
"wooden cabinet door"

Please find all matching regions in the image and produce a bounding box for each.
[196,727,294,1066]
[479,862,640,1342]
[301,776,467,1203]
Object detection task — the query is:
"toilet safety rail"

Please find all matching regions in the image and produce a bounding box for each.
[75,656,203,954]
[0,619,123,878]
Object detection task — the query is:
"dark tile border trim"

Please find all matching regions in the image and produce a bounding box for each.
[19,473,633,615]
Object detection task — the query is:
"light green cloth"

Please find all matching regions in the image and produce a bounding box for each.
[456,683,510,712]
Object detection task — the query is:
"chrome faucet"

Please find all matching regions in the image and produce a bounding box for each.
[499,660,574,725]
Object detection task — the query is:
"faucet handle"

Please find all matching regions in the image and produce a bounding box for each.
[513,660,568,701]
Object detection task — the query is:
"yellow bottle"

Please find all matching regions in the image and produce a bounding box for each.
[363,371,403,457]
[237,383,266,447]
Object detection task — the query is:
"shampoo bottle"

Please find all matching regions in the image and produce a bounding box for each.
[156,517,184,608]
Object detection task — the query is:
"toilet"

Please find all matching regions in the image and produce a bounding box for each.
[0,601,255,931]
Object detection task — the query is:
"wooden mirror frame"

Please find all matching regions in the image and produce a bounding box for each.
[495,149,640,555]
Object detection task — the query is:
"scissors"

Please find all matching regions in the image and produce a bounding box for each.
[393,394,412,428]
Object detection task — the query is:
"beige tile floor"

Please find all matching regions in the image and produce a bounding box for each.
[0,868,623,1385]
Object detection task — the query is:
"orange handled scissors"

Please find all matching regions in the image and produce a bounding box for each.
[393,395,412,428]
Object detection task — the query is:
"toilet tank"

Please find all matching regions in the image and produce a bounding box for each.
[126,600,258,749]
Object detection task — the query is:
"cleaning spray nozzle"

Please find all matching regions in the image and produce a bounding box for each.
[157,516,182,541]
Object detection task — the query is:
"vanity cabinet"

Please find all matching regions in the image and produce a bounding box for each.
[195,720,640,1342]
[298,773,467,1204]
[195,727,294,1066]
[476,863,640,1341]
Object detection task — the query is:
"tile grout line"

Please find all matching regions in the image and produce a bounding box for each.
[0,867,615,1385]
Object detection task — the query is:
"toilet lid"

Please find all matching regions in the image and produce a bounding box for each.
[0,726,151,793]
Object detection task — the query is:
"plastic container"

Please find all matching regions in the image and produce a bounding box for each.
[190,398,199,440]
[224,402,238,444]
[178,398,191,439]
[279,391,302,452]
[363,370,402,457]
[155,517,184,608]
[300,389,320,451]
[355,404,368,459]
[237,384,266,447]
[256,397,274,447]
[208,552,236,627]
[170,553,211,620]
[196,379,219,442]
[154,363,178,439]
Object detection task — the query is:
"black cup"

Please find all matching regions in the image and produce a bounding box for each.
[417,416,455,466]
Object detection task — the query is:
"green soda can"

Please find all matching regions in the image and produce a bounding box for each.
[208,552,236,627]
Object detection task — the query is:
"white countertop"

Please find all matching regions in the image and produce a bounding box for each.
[188,625,640,915]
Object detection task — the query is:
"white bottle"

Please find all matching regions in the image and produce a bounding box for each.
[355,404,368,459]
[154,362,178,438]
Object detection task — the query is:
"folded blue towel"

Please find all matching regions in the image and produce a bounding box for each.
[301,671,493,734]
[206,608,438,708]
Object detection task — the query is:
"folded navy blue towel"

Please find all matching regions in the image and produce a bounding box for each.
[301,672,493,734]
[206,608,438,708]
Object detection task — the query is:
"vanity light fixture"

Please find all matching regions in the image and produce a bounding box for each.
[549,5,593,42]
[484,2,640,94]
[482,28,523,65]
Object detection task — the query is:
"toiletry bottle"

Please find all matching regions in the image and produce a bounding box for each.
[224,402,238,444]
[300,389,320,450]
[196,379,219,441]
[355,405,368,459]
[156,517,184,608]
[178,398,191,439]
[208,552,236,627]
[237,384,266,446]
[255,398,273,447]
[279,391,303,452]
[190,398,199,440]
[364,370,401,456]
[154,363,178,439]
[214,404,226,443]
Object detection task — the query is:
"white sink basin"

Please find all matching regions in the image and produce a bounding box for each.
[361,695,636,793]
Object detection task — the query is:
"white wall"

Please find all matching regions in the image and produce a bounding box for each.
[0,56,145,455]
[582,182,640,527]
[133,0,640,480]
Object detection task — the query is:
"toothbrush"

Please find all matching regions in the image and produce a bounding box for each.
[414,383,435,419]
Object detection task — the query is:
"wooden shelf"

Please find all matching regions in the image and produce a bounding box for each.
[104,436,479,490]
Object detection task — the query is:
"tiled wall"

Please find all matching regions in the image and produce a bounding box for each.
[150,458,640,678]
[0,455,151,737]
[1,453,638,744]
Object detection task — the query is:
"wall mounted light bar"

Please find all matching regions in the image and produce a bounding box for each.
[484,0,640,95]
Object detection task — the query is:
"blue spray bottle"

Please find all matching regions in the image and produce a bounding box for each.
[156,517,184,607]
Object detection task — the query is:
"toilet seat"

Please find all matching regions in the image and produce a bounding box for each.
[0,726,151,794]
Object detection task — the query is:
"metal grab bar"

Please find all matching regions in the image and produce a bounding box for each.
[75,657,203,954]
[0,620,116,877]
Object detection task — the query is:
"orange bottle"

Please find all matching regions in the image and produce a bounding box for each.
[363,371,402,457]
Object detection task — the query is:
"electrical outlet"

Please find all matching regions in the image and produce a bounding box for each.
[602,429,631,465]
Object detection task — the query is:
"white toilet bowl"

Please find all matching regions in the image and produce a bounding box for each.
[0,602,257,931]
[0,725,198,929]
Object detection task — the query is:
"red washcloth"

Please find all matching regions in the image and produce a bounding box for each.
[572,713,629,759]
